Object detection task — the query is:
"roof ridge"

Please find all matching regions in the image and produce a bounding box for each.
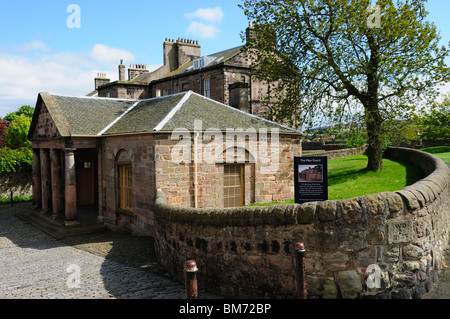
[153,91,192,131]
[97,100,141,136]
[188,91,302,134]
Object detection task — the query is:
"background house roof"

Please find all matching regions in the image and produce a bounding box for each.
[30,91,302,139]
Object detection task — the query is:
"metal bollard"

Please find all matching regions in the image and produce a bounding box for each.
[185,260,198,299]
[10,191,13,207]
[295,242,307,299]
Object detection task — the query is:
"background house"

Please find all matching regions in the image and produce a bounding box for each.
[91,24,272,119]
[28,91,302,235]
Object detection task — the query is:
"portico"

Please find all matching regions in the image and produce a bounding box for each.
[30,138,100,231]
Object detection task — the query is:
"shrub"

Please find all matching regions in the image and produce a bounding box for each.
[0,147,33,175]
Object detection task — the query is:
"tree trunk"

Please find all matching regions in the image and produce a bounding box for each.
[364,103,383,171]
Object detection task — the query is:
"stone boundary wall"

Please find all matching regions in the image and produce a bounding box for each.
[303,146,367,160]
[153,147,450,299]
[0,171,32,199]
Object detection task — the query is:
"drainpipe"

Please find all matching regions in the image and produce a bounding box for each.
[194,132,199,208]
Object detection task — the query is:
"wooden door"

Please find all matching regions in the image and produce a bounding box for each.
[76,161,94,205]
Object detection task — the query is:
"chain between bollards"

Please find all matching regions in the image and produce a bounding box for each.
[185,260,198,299]
[295,242,307,299]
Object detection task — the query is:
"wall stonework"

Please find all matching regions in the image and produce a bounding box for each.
[153,147,450,298]
[98,131,300,236]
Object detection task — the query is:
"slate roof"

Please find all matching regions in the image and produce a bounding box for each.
[30,91,302,139]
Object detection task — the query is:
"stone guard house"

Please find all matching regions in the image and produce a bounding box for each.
[28,91,302,235]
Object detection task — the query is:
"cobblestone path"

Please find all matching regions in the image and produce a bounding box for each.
[0,203,217,299]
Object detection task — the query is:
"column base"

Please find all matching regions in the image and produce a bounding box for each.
[64,220,80,227]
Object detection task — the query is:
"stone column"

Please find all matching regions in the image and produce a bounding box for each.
[40,149,51,214]
[64,148,77,223]
[50,149,63,218]
[32,149,41,210]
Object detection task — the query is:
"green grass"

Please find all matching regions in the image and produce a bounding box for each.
[0,195,32,204]
[421,146,450,164]
[327,155,423,200]
[248,154,424,205]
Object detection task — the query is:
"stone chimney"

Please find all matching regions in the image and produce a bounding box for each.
[118,59,126,81]
[245,21,255,43]
[128,64,149,81]
[163,38,201,72]
[176,38,201,68]
[163,38,178,72]
[94,73,110,90]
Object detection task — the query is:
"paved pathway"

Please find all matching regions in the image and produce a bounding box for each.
[0,204,216,299]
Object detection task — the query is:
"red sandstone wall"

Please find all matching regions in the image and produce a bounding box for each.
[32,102,60,139]
[154,132,301,209]
[100,134,156,235]
[100,131,300,234]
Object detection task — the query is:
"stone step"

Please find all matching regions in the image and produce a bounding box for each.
[16,211,106,239]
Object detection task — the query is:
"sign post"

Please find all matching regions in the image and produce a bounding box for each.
[294,157,328,204]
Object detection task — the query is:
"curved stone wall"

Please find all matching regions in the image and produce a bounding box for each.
[153,147,450,299]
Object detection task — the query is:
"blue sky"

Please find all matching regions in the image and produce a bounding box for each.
[0,0,449,117]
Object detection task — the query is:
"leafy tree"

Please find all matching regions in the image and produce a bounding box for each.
[3,105,34,123]
[4,114,32,149]
[418,93,450,141]
[240,0,450,170]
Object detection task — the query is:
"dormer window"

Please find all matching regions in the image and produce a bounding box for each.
[193,56,215,70]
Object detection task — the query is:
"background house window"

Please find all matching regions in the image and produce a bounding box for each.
[118,164,133,212]
[203,78,210,98]
[224,164,244,208]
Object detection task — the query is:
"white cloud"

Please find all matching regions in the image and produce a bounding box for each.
[0,42,137,116]
[17,40,52,54]
[184,7,223,39]
[186,21,220,39]
[89,44,135,63]
[185,7,223,23]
